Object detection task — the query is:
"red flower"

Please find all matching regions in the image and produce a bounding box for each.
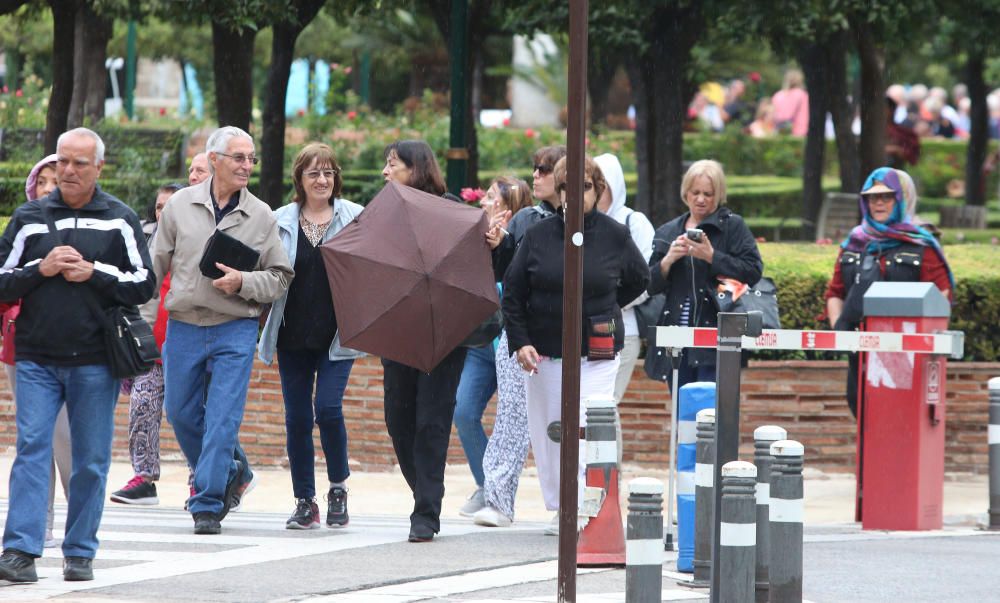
[1,86,7,94]
[344,66,353,75]
[347,110,357,120]
[159,107,166,116]
[460,187,486,203]
[14,89,22,98]
[749,72,761,83]
[297,109,306,117]
[502,117,511,127]
[331,62,340,71]
[524,128,535,138]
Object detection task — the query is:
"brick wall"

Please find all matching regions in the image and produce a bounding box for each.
[0,358,994,475]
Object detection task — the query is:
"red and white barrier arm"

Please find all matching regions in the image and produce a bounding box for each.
[654,326,965,359]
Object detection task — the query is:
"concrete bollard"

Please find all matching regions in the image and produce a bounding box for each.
[692,408,716,588]
[990,377,1000,531]
[719,461,757,603]
[752,425,787,603]
[769,440,804,603]
[626,478,664,602]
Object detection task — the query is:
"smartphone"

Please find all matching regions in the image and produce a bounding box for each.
[686,228,704,242]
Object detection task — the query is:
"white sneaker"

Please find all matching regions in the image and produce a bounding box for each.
[544,512,560,536]
[43,531,56,548]
[473,505,512,527]
[459,488,485,517]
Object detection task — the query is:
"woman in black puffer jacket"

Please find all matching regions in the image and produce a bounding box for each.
[645,159,763,387]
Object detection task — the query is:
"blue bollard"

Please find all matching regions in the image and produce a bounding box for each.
[676,381,716,573]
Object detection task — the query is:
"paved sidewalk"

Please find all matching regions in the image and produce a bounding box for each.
[0,455,989,526]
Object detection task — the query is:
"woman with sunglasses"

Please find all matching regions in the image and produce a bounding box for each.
[824,167,953,417]
[258,143,364,529]
[501,156,648,535]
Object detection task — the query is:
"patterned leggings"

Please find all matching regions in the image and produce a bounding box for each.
[481,331,530,520]
[127,363,165,480]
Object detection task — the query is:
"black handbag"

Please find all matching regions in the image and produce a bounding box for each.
[714,276,781,329]
[42,207,159,378]
[92,302,160,379]
[633,293,665,342]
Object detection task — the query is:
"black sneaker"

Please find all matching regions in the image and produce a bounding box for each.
[218,460,243,521]
[286,498,320,530]
[63,556,93,581]
[193,512,221,535]
[110,475,159,505]
[408,523,435,543]
[230,462,258,513]
[326,486,349,527]
[0,549,37,583]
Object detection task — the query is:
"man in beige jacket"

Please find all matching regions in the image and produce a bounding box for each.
[154,126,293,535]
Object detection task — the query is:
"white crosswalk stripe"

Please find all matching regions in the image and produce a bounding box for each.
[0,503,545,601]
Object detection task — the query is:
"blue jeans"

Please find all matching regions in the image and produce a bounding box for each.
[453,345,497,486]
[277,349,354,499]
[164,318,257,515]
[3,362,118,558]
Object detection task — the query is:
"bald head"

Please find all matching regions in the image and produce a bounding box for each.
[188,153,209,185]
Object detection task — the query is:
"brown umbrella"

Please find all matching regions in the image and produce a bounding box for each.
[320,181,500,372]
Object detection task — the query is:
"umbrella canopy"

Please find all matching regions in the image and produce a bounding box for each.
[321,181,500,372]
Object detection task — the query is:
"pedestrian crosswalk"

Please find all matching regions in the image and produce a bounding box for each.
[0,503,534,601]
[0,502,714,602]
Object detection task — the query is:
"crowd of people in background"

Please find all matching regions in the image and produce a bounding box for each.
[688,69,1000,144]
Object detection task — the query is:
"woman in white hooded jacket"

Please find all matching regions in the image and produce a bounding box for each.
[593,154,654,404]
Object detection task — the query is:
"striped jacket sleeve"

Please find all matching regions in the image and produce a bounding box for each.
[0,209,46,302]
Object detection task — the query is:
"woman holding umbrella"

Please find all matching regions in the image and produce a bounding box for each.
[501,156,649,533]
[379,139,505,542]
[258,143,364,530]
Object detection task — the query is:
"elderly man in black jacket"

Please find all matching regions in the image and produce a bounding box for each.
[502,155,649,534]
[0,128,156,583]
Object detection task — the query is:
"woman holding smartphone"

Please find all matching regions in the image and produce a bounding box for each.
[645,160,763,389]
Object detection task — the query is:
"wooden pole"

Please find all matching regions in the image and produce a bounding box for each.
[558,0,588,601]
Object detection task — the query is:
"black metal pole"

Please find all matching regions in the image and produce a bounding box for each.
[558,0,587,600]
[445,0,469,195]
[710,313,748,602]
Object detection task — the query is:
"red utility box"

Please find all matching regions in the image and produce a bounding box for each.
[855,282,951,531]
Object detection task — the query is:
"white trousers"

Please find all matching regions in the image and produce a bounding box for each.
[525,355,619,511]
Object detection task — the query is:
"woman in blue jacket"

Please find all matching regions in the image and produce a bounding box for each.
[258,143,364,530]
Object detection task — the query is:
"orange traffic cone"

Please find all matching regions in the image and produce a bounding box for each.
[577,398,626,567]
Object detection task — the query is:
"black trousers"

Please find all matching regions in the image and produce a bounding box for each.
[381,346,468,532]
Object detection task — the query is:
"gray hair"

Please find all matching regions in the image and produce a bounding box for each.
[57,127,105,163]
[205,126,254,174]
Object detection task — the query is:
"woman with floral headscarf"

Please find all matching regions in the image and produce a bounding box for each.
[824,167,954,417]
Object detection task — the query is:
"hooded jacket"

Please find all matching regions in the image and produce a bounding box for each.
[0,187,156,365]
[257,199,365,364]
[593,154,655,338]
[25,155,59,202]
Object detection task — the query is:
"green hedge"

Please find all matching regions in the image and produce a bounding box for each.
[760,243,998,361]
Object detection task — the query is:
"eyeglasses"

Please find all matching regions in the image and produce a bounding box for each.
[866,193,895,205]
[304,169,338,180]
[217,152,259,166]
[557,181,594,193]
[533,164,553,175]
